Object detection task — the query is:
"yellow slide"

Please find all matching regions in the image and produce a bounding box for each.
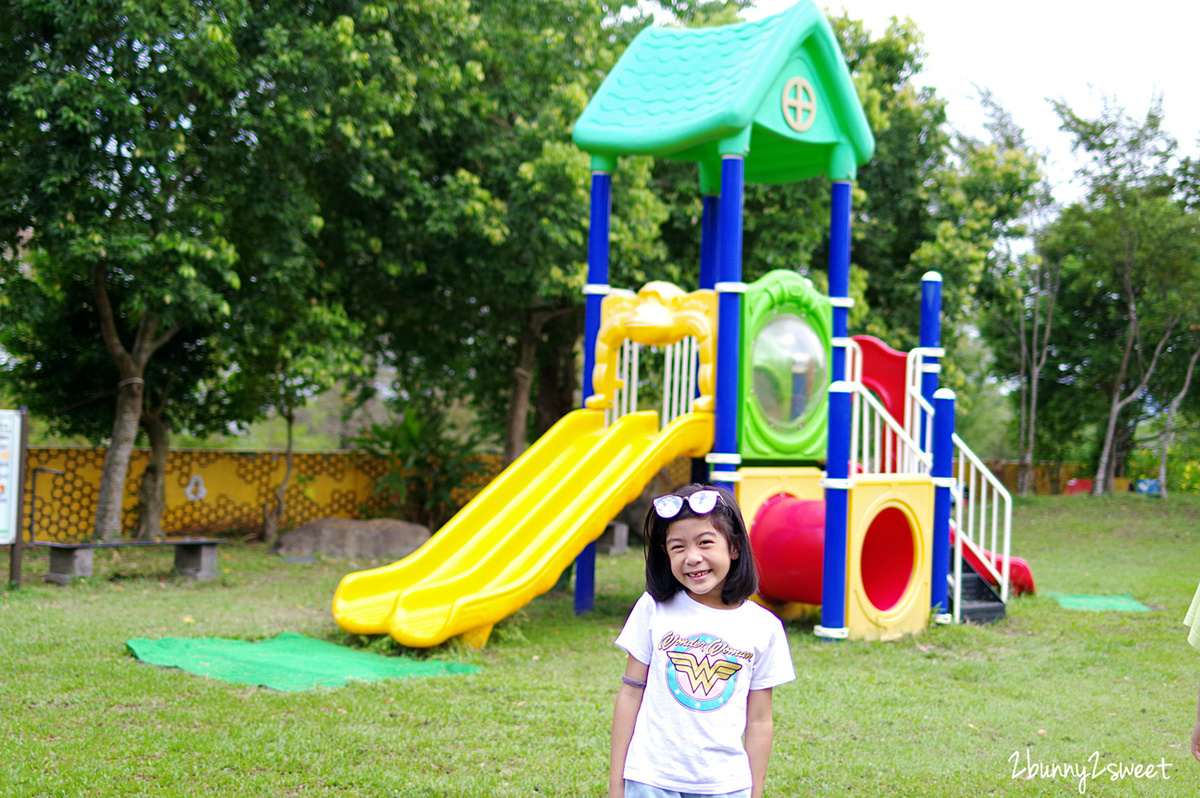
[332,408,713,648]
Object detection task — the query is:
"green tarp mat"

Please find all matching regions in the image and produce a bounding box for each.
[127,632,480,691]
[1046,593,1151,612]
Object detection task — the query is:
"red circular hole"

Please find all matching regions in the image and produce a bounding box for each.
[860,506,915,612]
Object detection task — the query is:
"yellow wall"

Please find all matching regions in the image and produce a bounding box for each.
[21,447,502,543]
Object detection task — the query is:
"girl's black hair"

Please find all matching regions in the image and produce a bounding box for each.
[642,483,758,606]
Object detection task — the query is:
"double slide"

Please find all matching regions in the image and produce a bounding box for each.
[333,408,713,647]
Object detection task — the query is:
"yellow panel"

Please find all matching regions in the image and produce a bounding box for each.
[332,408,714,647]
[24,446,502,543]
[587,283,717,413]
[845,476,933,641]
[737,467,824,526]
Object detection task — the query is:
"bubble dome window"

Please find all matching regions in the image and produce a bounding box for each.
[750,314,827,430]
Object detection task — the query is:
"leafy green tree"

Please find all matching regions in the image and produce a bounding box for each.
[978,245,1062,495]
[1049,99,1200,494]
[659,17,1043,356]
[338,0,693,464]
[0,0,475,539]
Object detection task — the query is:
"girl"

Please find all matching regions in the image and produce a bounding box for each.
[609,484,795,798]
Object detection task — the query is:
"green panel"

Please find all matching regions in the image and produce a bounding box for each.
[739,270,832,460]
[753,51,841,146]
[572,12,788,159]
[571,0,874,183]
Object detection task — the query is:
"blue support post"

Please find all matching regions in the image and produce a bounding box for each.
[581,167,613,403]
[699,194,720,291]
[817,382,852,639]
[828,181,852,382]
[919,272,943,453]
[931,388,956,620]
[817,180,854,641]
[694,192,720,477]
[575,161,614,615]
[708,155,744,490]
[574,538,597,617]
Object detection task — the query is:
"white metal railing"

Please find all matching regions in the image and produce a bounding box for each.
[605,338,697,430]
[901,346,1013,615]
[845,338,930,476]
[661,336,698,428]
[845,338,1013,619]
[848,383,931,476]
[903,347,942,457]
[605,339,640,427]
[951,436,1013,610]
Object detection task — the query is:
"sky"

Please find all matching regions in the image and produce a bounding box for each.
[746,0,1200,202]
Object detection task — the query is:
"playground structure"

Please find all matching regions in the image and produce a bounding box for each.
[332,1,1034,647]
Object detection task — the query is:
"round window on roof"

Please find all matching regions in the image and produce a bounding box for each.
[750,314,827,431]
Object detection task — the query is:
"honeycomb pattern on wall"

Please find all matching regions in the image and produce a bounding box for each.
[22,448,106,542]
[21,447,625,544]
[22,447,411,543]
[666,456,693,488]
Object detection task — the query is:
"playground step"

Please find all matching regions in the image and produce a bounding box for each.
[951,560,1006,625]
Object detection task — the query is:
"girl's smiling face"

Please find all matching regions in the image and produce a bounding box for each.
[665,516,738,609]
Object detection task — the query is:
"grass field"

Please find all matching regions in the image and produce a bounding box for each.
[3,494,1200,797]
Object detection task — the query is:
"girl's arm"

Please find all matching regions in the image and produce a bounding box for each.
[609,655,650,798]
[745,688,775,798]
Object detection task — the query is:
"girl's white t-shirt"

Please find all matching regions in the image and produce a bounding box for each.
[615,591,796,793]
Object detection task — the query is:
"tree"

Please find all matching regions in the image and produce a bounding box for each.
[0,0,476,539]
[337,0,688,464]
[980,247,1061,496]
[1050,98,1200,494]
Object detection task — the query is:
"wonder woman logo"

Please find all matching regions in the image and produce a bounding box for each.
[662,634,742,711]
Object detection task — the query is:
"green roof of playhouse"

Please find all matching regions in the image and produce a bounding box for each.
[572,1,874,186]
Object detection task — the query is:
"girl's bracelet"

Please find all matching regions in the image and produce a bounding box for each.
[621,675,647,689]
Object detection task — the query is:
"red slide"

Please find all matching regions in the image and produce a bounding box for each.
[949,525,1035,595]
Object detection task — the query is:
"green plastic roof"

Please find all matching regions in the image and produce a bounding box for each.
[572,1,874,184]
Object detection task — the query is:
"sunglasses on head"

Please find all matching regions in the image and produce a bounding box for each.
[652,489,721,519]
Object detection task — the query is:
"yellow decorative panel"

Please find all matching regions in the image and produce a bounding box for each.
[21,448,501,543]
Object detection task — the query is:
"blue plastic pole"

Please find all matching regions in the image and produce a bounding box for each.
[699,194,720,291]
[931,388,955,617]
[574,538,597,617]
[575,167,612,615]
[819,382,852,638]
[919,273,942,453]
[710,156,744,490]
[581,170,612,403]
[828,181,852,382]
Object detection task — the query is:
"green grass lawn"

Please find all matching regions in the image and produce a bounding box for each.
[3,494,1200,796]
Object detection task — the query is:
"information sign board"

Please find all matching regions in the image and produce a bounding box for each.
[0,410,24,546]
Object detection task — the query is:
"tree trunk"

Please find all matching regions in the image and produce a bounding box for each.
[535,313,582,438]
[135,407,170,541]
[95,383,144,540]
[1092,318,1176,495]
[263,407,296,547]
[1017,256,1062,497]
[503,319,543,467]
[1092,389,1123,496]
[1111,416,1136,486]
[1154,343,1200,500]
[1015,306,1034,496]
[503,305,579,467]
[1157,422,1172,500]
[90,264,179,541]
[1091,308,1139,496]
